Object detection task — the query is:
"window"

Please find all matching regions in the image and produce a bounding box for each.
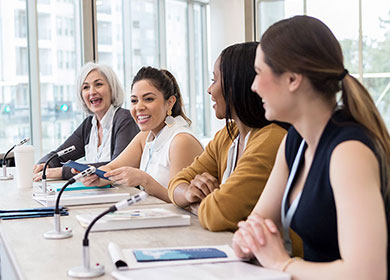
[0,1,31,149]
[166,0,190,116]
[0,0,209,157]
[96,0,209,137]
[37,0,83,154]
[255,0,390,128]
[15,9,27,38]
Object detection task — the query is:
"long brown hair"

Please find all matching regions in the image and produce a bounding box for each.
[261,15,390,211]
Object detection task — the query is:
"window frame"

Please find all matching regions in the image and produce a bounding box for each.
[20,0,210,158]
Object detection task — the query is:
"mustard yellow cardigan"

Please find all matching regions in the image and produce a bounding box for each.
[168,123,286,232]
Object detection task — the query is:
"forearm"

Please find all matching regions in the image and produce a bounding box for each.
[141,172,170,203]
[283,258,385,280]
[171,183,192,207]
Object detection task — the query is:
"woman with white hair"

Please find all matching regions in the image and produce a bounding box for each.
[33,62,139,180]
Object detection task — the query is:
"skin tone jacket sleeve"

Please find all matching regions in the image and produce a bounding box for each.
[168,123,286,232]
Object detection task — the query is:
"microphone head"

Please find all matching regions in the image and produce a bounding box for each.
[57,145,76,157]
[71,166,96,182]
[18,137,30,146]
[114,191,148,211]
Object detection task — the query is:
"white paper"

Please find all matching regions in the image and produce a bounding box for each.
[111,262,291,280]
[122,245,241,270]
[108,242,128,270]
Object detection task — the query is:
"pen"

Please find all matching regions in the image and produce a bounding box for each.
[0,212,69,220]
[0,206,68,213]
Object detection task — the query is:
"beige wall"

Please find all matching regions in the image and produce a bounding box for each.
[208,0,246,135]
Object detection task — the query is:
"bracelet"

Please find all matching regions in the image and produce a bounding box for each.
[281,257,300,272]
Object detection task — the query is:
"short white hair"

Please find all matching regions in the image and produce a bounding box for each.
[76,62,125,114]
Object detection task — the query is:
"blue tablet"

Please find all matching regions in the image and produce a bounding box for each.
[62,160,109,180]
[133,248,227,262]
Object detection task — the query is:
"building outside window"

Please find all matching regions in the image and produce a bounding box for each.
[0,0,209,157]
[255,0,390,127]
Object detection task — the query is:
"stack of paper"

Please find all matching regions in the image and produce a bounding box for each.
[76,208,191,232]
[33,190,130,207]
[108,243,290,280]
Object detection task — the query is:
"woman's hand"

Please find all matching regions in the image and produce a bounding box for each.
[104,166,145,187]
[33,166,62,181]
[184,172,219,203]
[80,173,101,186]
[33,163,44,175]
[233,214,290,270]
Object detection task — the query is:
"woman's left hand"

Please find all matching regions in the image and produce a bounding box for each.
[104,167,145,187]
[33,167,62,181]
[236,213,290,270]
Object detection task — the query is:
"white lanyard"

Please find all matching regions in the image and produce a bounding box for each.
[281,139,306,255]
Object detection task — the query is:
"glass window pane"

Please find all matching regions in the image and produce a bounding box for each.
[96,0,208,138]
[97,0,159,105]
[166,0,189,116]
[256,0,303,39]
[362,1,390,126]
[128,0,159,73]
[306,0,360,74]
[193,3,206,136]
[97,0,124,88]
[0,0,31,149]
[37,0,83,155]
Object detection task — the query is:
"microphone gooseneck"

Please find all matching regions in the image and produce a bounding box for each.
[68,191,148,278]
[1,137,30,179]
[2,145,16,168]
[42,154,57,180]
[54,166,96,214]
[43,166,96,240]
[41,145,76,191]
[83,207,115,247]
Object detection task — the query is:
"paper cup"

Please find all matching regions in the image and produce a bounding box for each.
[14,145,35,189]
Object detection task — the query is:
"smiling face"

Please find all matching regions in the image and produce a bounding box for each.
[81,70,112,121]
[130,79,176,136]
[251,46,288,121]
[208,57,226,120]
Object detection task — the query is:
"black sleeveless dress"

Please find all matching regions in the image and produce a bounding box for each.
[284,110,389,277]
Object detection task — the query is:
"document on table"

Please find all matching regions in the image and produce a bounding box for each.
[32,190,130,207]
[76,208,190,232]
[108,243,241,270]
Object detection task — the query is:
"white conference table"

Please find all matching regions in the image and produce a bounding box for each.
[0,168,290,280]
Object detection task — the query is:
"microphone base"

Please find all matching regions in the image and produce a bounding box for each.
[0,174,14,180]
[32,189,55,196]
[43,228,73,239]
[68,264,104,278]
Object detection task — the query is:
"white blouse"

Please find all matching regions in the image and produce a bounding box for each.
[139,116,199,189]
[221,130,251,184]
[85,105,119,163]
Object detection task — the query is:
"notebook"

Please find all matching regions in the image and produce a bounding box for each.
[109,243,290,280]
[46,181,112,192]
[76,208,190,232]
[108,243,241,270]
[32,190,130,207]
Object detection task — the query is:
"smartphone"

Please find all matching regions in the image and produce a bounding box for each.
[61,160,109,180]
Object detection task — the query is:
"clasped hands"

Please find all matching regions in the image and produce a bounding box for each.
[184,172,220,203]
[232,213,291,271]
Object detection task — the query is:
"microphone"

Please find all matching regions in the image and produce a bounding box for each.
[43,166,96,240]
[41,145,76,193]
[0,137,30,180]
[68,191,148,278]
